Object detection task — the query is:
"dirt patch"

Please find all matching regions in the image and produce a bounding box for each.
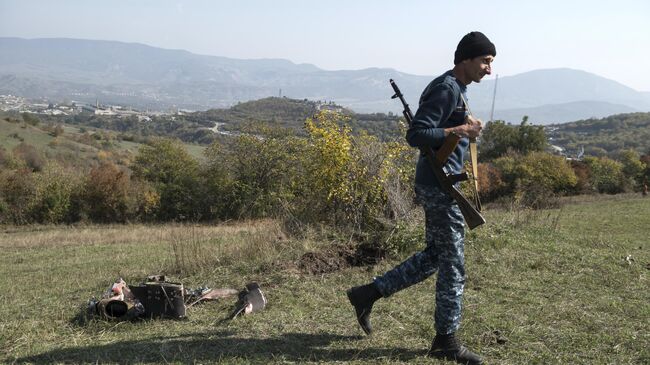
[297,243,386,275]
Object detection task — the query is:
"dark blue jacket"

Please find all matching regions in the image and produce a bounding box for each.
[406,70,469,187]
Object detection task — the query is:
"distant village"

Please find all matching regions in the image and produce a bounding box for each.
[0,94,176,122]
[1,94,346,119]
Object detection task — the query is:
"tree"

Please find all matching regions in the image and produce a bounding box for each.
[618,149,645,190]
[583,156,626,194]
[517,118,548,155]
[28,162,80,223]
[83,162,131,222]
[203,125,306,219]
[479,117,547,161]
[131,138,203,220]
[479,120,517,160]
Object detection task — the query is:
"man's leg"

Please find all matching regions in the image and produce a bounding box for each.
[348,184,445,335]
[373,184,450,297]
[425,190,483,364]
[433,204,465,335]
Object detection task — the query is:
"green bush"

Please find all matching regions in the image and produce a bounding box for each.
[204,125,306,220]
[480,118,547,161]
[618,149,646,190]
[584,156,626,194]
[0,168,36,224]
[491,151,577,208]
[21,112,40,126]
[28,163,80,223]
[131,138,203,221]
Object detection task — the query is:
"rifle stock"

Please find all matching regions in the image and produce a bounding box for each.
[390,79,485,229]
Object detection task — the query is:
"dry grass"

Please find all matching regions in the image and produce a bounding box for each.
[1,197,649,364]
[166,220,291,275]
[0,219,285,248]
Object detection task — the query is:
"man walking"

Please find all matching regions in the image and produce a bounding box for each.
[347,31,496,365]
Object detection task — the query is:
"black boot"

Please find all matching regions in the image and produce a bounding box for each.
[428,333,483,365]
[346,282,381,335]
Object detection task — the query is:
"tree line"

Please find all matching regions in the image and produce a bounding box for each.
[1,111,648,252]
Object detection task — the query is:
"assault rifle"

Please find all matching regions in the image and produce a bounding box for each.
[390,79,485,229]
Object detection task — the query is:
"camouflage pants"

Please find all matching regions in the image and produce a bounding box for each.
[374,184,466,334]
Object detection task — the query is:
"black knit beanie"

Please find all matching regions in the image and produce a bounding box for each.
[454,31,496,65]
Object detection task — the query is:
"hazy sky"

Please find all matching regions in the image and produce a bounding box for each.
[1,0,649,91]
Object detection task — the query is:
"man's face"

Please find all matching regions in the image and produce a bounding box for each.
[464,55,494,83]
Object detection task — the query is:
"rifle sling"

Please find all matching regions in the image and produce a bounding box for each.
[460,93,482,212]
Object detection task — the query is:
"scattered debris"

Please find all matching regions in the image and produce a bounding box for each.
[87,275,264,322]
[186,288,239,309]
[229,282,267,319]
[625,255,634,265]
[88,278,144,321]
[130,276,187,319]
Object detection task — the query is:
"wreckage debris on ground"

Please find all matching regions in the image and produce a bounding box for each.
[87,275,266,321]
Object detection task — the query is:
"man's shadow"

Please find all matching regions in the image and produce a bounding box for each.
[13,330,424,364]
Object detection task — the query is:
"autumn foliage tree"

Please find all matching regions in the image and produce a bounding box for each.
[132,138,203,220]
[83,162,131,222]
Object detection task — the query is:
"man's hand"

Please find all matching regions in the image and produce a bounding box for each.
[446,115,482,139]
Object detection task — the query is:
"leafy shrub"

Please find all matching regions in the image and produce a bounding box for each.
[28,162,80,223]
[296,111,415,247]
[301,110,355,224]
[21,112,40,126]
[131,138,203,220]
[0,168,36,224]
[379,139,416,221]
[494,152,577,194]
[129,179,160,222]
[491,151,577,208]
[82,162,132,222]
[381,220,424,257]
[618,149,645,190]
[476,162,506,201]
[12,143,45,172]
[51,124,64,137]
[569,160,592,194]
[204,125,306,220]
[583,156,626,194]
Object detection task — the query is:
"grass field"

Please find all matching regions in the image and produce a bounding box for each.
[1,195,648,364]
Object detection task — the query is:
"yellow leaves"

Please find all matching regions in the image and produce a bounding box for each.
[301,110,415,224]
[305,111,354,205]
[97,150,111,160]
[141,189,161,214]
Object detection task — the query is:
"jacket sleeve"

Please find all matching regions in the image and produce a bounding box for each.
[405,83,456,149]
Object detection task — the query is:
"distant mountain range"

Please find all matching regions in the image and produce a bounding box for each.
[1,37,649,124]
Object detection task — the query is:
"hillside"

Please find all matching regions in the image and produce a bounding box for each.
[546,112,650,156]
[193,97,325,133]
[22,97,400,144]
[0,113,206,169]
[192,97,399,138]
